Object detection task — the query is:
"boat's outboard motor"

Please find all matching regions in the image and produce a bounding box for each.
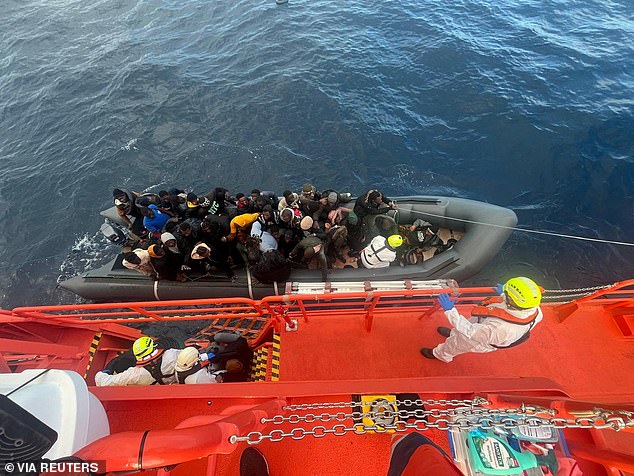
[100,222,126,245]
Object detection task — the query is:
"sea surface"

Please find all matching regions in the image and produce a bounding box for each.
[1,0,633,308]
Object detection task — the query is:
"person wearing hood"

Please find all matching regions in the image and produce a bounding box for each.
[185,242,236,281]
[205,187,231,216]
[420,277,544,362]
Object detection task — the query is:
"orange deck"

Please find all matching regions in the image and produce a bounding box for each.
[3,282,634,475]
[278,301,634,402]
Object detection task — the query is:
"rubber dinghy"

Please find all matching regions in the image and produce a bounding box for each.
[59,196,517,302]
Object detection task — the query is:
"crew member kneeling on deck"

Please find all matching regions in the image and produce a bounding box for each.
[174,347,225,384]
[359,234,402,268]
[420,277,543,362]
[95,336,179,386]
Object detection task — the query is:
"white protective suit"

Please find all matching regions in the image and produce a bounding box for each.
[180,368,225,384]
[360,235,397,269]
[432,299,543,363]
[95,349,180,386]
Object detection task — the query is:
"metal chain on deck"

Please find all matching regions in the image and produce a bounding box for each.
[543,285,613,294]
[230,401,634,445]
[283,397,488,411]
[540,283,614,302]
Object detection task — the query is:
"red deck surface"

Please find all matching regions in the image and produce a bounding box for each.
[277,302,634,402]
[209,300,634,475]
[4,292,634,475]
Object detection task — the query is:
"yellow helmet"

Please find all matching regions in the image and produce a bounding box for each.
[387,234,403,248]
[503,277,542,309]
[132,336,156,361]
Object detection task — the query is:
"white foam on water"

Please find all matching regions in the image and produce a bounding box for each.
[120,138,139,151]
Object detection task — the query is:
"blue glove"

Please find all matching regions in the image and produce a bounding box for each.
[100,369,112,375]
[200,352,216,362]
[494,283,504,295]
[438,293,456,311]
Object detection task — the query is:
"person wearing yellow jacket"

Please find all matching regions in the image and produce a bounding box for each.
[420,277,543,362]
[225,212,260,241]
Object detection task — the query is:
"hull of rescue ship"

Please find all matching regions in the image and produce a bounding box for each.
[59,195,517,302]
[2,280,634,475]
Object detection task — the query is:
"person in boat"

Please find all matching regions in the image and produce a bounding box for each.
[185,242,236,281]
[276,228,298,258]
[157,190,179,217]
[278,207,299,230]
[148,243,186,282]
[122,248,156,279]
[235,193,253,215]
[185,192,211,219]
[95,336,180,386]
[289,236,328,281]
[358,234,403,269]
[420,277,543,362]
[141,202,173,236]
[199,216,230,248]
[159,232,186,281]
[174,220,201,255]
[299,216,318,237]
[225,212,260,241]
[400,219,441,250]
[205,187,232,216]
[353,189,397,221]
[250,220,279,252]
[257,205,280,232]
[277,190,300,212]
[112,188,145,236]
[324,223,349,265]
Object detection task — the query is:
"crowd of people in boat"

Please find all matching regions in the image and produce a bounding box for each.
[111,184,450,283]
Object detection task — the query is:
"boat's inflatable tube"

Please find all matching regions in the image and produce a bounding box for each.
[61,196,517,302]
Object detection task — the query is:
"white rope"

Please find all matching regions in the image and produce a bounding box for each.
[408,209,634,247]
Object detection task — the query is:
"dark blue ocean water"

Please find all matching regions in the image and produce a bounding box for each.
[1,0,633,308]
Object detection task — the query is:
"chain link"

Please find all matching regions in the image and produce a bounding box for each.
[543,285,612,294]
[231,413,634,445]
[282,397,488,411]
[263,405,555,425]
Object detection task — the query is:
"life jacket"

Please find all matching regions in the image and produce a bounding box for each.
[360,236,396,268]
[471,298,540,349]
[175,362,203,384]
[471,299,540,326]
[136,350,172,385]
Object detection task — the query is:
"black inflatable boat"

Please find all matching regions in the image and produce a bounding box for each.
[59,196,517,301]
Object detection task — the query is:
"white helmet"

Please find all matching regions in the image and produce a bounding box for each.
[175,347,200,372]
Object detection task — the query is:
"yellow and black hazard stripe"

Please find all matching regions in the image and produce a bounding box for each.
[250,346,269,382]
[270,334,281,381]
[83,332,102,379]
